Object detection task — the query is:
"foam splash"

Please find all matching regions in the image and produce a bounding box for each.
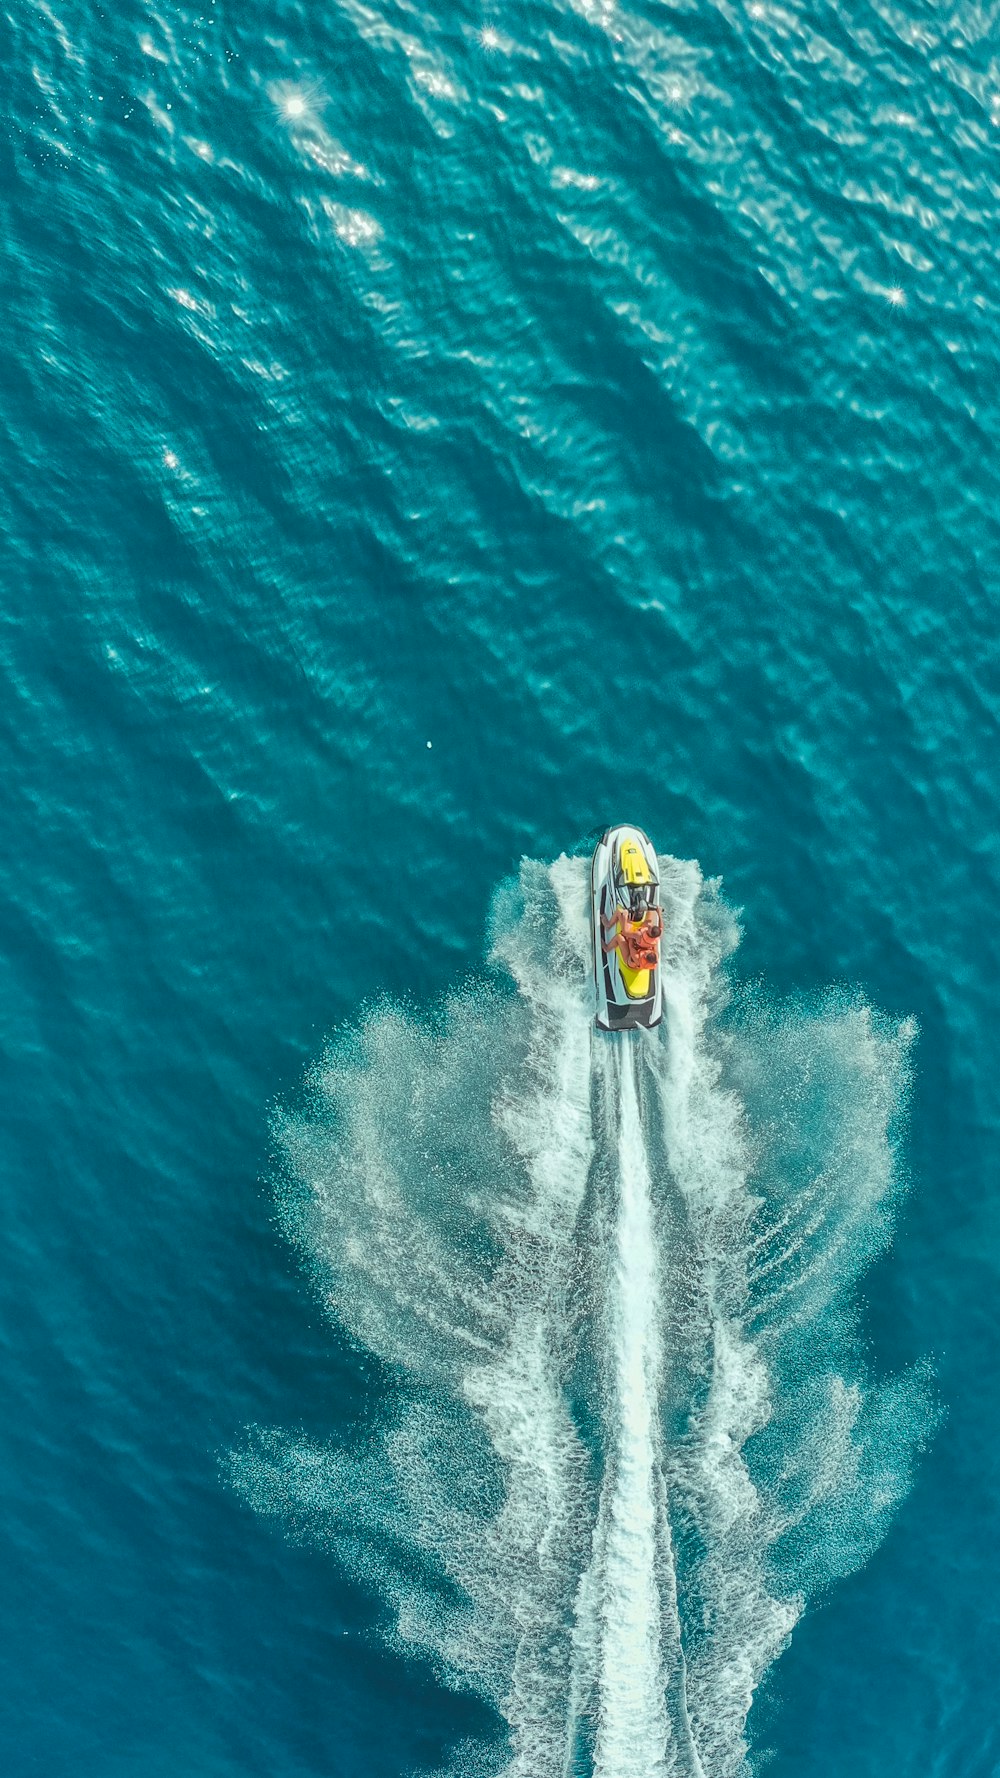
[585,1042,679,1778]
[231,855,932,1777]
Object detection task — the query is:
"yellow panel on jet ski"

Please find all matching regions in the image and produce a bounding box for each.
[619,841,652,886]
[619,959,652,1000]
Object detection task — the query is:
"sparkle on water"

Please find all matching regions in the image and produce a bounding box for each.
[270,80,326,125]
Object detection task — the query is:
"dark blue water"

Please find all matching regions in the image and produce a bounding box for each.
[3,0,999,1772]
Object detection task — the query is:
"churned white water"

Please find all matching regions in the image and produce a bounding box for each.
[232,853,932,1778]
[587,1040,676,1778]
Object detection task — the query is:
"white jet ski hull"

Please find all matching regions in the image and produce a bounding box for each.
[591,825,663,1031]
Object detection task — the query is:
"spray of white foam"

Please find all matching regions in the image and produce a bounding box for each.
[231,852,933,1778]
[586,1041,675,1778]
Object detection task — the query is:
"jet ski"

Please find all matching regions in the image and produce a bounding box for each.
[591,825,663,1031]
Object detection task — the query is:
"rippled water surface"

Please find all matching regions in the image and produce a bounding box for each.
[3,0,999,1773]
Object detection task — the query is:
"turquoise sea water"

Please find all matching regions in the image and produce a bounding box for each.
[4,0,999,1773]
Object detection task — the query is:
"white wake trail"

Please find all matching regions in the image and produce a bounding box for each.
[591,1037,672,1778]
[233,850,928,1778]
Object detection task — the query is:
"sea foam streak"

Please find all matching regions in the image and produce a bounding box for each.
[586,1040,678,1778]
[232,855,932,1777]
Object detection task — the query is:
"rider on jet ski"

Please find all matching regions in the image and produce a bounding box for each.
[601,885,663,971]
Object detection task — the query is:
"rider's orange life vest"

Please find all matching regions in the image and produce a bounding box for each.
[618,912,662,971]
